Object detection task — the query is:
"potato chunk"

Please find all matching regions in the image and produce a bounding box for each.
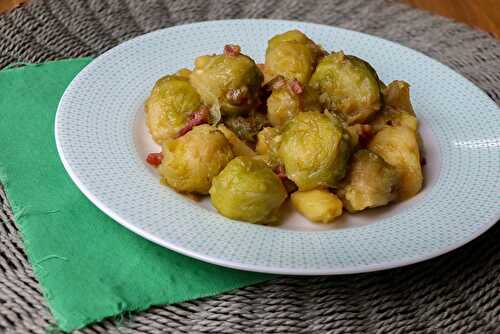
[291,189,343,223]
[368,126,423,200]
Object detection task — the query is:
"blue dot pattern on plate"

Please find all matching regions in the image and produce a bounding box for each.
[55,19,500,275]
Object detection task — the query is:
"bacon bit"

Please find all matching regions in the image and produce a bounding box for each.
[175,106,210,138]
[288,79,304,95]
[226,86,249,106]
[224,44,241,56]
[358,124,373,147]
[146,152,163,167]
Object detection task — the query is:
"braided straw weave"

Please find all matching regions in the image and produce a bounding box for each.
[1,1,499,333]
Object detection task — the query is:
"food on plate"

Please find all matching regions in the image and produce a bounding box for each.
[309,51,383,124]
[158,124,233,194]
[265,30,325,84]
[144,30,426,225]
[337,149,400,212]
[190,45,263,117]
[266,76,322,127]
[145,75,202,143]
[368,125,423,200]
[278,111,351,191]
[223,111,269,142]
[209,157,287,223]
[291,189,343,223]
[217,124,256,157]
[371,80,418,133]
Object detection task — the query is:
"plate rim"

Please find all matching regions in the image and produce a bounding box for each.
[55,18,500,275]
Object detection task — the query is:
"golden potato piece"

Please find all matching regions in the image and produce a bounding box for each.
[368,126,423,200]
[159,124,233,194]
[291,189,343,223]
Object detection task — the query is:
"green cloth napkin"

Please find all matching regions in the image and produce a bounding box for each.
[0,58,272,332]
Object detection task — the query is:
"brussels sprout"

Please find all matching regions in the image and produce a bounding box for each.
[217,124,256,157]
[266,81,322,127]
[159,124,233,194]
[337,149,400,212]
[278,111,351,190]
[145,75,201,143]
[291,189,343,223]
[309,52,383,124]
[267,30,316,49]
[368,126,423,200]
[223,111,270,142]
[190,47,263,116]
[265,30,325,84]
[209,157,287,223]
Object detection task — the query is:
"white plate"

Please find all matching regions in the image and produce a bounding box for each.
[55,19,500,275]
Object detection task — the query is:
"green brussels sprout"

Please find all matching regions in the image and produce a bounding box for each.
[190,47,263,116]
[145,75,201,143]
[209,157,287,223]
[223,111,270,142]
[278,111,351,190]
[337,149,400,212]
[266,83,322,127]
[309,51,383,124]
[159,124,233,194]
[265,30,325,84]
